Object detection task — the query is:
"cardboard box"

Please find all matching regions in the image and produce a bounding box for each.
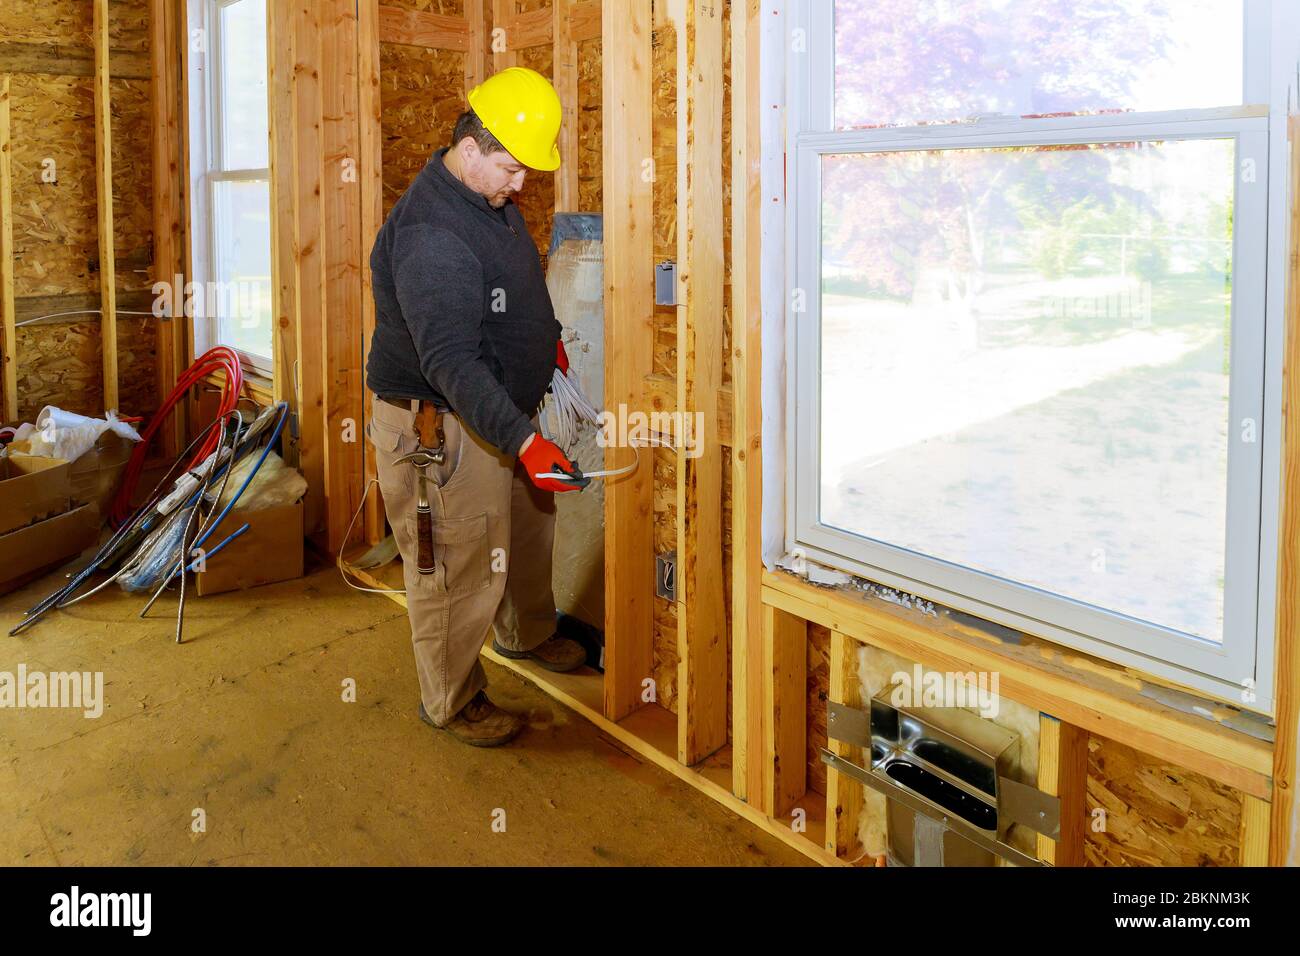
[194,499,305,596]
[0,502,101,596]
[0,454,72,536]
[69,431,134,515]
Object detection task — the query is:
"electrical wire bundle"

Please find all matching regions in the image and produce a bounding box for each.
[535,365,674,481]
[9,400,289,643]
[110,346,244,527]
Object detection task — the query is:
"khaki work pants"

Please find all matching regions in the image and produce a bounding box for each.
[366,397,557,725]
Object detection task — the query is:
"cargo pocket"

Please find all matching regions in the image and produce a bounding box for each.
[424,511,491,597]
[366,418,412,499]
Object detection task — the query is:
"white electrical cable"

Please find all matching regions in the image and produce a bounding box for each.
[14,309,158,328]
[534,366,676,481]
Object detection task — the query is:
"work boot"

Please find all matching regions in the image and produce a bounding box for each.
[491,633,587,672]
[419,691,523,747]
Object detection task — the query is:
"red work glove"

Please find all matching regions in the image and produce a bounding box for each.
[519,433,589,493]
[556,339,569,375]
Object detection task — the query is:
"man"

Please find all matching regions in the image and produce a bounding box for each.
[365,67,589,747]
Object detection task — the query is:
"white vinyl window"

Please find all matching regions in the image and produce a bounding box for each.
[786,0,1298,711]
[187,0,273,372]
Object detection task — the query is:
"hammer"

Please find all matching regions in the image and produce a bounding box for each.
[394,447,443,575]
[394,405,447,576]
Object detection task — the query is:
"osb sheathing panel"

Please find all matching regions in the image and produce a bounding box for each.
[15,321,102,421]
[576,36,601,211]
[4,0,156,423]
[109,0,150,52]
[514,40,555,257]
[380,43,466,218]
[807,622,831,797]
[9,73,98,298]
[0,1,91,46]
[0,0,149,54]
[384,0,466,14]
[112,76,154,293]
[1085,734,1243,867]
[13,313,153,421]
[652,444,678,713]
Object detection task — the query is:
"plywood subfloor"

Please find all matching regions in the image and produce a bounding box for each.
[0,553,811,867]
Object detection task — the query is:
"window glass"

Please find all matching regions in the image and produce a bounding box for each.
[833,0,1245,129]
[818,138,1235,642]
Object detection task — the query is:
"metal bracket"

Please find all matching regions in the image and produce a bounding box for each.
[821,749,1045,867]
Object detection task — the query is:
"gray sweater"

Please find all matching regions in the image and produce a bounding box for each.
[366,147,560,456]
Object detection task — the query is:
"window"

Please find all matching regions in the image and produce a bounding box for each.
[787,0,1293,710]
[187,0,273,372]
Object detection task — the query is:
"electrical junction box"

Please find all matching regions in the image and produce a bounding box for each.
[655,261,677,306]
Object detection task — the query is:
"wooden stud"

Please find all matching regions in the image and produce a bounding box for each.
[1271,112,1300,866]
[1240,794,1271,866]
[763,573,1274,797]
[0,74,15,424]
[290,0,327,546]
[730,0,762,803]
[151,0,185,458]
[601,0,655,722]
[1036,715,1089,866]
[319,0,365,555]
[491,0,518,71]
[825,629,864,859]
[268,0,301,451]
[763,603,807,818]
[553,0,580,212]
[358,0,384,544]
[377,5,471,51]
[673,0,727,765]
[92,0,118,413]
[465,0,489,89]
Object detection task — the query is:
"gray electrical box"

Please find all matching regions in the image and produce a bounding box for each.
[655,550,676,601]
[655,261,677,306]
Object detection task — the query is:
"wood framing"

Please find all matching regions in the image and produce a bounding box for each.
[290,0,328,545]
[1036,715,1088,866]
[730,0,763,803]
[358,0,384,544]
[318,0,366,556]
[1241,794,1271,866]
[377,5,471,51]
[825,628,864,859]
[601,0,655,722]
[92,0,118,413]
[151,0,185,458]
[673,0,728,766]
[764,571,1273,798]
[0,73,15,424]
[267,0,301,436]
[465,0,489,88]
[763,603,807,818]
[490,0,518,71]
[1271,111,1300,866]
[552,0,580,211]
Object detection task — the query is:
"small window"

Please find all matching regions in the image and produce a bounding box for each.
[187,0,273,373]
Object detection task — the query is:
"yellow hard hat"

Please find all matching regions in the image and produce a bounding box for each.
[467,67,562,172]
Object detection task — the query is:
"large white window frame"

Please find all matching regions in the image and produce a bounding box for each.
[185,0,273,376]
[784,0,1295,713]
